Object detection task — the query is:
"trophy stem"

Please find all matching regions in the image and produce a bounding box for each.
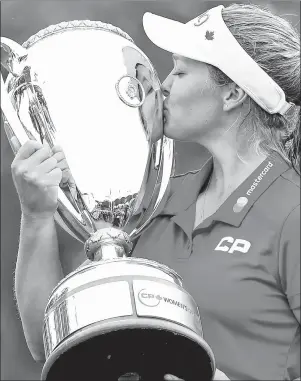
[84,228,133,261]
[94,244,126,261]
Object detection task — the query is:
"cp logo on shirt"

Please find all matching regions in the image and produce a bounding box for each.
[215,236,251,254]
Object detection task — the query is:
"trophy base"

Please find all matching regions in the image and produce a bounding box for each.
[41,317,214,381]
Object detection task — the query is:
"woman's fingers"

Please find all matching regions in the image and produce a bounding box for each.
[37,156,58,174]
[52,144,64,155]
[42,167,62,187]
[13,140,44,161]
[52,151,65,163]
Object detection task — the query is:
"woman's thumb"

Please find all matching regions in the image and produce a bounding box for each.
[10,136,22,154]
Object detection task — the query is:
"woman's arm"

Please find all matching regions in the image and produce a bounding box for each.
[15,215,86,363]
[11,139,85,362]
[15,215,63,362]
[278,205,300,324]
[278,205,300,381]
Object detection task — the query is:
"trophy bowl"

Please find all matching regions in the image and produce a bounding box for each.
[1,20,215,381]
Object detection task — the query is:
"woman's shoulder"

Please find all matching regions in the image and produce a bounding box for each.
[280,166,301,189]
[277,166,300,207]
[262,166,300,225]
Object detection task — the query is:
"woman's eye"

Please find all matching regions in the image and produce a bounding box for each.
[173,71,185,77]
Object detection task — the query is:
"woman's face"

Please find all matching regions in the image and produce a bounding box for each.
[162,55,224,142]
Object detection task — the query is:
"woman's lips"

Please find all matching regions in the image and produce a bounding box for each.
[163,109,168,124]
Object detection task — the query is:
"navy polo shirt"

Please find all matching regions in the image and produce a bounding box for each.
[131,152,300,380]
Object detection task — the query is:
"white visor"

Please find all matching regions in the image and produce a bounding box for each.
[143,5,293,115]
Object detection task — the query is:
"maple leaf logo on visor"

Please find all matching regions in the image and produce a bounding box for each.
[205,30,214,40]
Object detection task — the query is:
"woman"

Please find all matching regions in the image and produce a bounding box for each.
[134,4,301,381]
[11,3,300,380]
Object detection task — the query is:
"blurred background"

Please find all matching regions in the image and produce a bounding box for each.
[1,1,300,379]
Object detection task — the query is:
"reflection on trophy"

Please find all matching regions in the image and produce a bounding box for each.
[1,20,215,381]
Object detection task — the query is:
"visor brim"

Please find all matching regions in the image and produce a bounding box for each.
[143,12,211,65]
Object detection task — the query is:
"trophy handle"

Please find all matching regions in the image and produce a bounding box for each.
[1,72,88,241]
[1,38,97,240]
[1,57,30,150]
[1,37,28,77]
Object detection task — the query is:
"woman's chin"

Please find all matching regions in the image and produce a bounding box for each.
[163,122,181,140]
[163,124,172,139]
[163,119,172,137]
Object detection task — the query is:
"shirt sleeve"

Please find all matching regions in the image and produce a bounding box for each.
[278,205,300,323]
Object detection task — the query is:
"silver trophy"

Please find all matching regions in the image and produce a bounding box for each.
[1,21,215,381]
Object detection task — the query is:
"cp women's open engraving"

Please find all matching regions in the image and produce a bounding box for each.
[133,280,204,336]
[138,288,162,307]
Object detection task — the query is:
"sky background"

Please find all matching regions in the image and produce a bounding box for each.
[1,1,300,379]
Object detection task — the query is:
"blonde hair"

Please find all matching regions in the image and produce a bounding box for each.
[208,3,300,173]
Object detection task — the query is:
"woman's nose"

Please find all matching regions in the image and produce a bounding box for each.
[161,84,169,98]
[161,75,172,98]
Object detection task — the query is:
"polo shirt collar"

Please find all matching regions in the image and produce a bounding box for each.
[159,152,290,227]
[160,157,213,216]
[214,152,290,227]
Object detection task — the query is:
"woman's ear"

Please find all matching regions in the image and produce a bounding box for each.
[223,83,248,111]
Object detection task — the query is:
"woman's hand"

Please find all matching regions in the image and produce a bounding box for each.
[51,144,76,190]
[51,144,78,203]
[164,368,230,380]
[10,137,78,219]
[10,137,64,219]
